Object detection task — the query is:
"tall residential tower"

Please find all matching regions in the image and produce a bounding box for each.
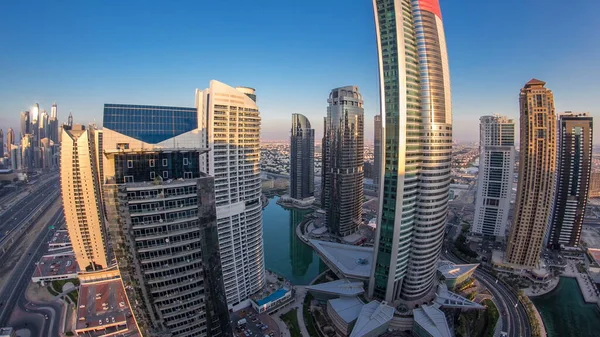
[60,123,109,271]
[369,0,453,304]
[472,115,515,238]
[547,112,593,249]
[197,81,265,308]
[290,113,315,202]
[506,79,557,267]
[322,86,365,237]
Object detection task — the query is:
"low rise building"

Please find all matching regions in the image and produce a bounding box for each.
[327,296,363,336]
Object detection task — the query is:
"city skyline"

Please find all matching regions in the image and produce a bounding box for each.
[1,0,600,144]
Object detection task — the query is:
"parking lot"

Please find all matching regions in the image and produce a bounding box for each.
[231,308,280,337]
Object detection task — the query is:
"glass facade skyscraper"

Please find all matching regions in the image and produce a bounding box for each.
[369,0,453,304]
[290,113,315,201]
[102,103,232,337]
[322,86,365,237]
[104,104,198,144]
[548,112,593,249]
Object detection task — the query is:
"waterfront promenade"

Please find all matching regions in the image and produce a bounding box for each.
[562,260,600,304]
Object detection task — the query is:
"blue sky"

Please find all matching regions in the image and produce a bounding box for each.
[1,0,599,143]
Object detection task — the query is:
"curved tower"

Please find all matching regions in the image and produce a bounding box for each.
[322,86,365,237]
[290,113,315,201]
[370,0,452,304]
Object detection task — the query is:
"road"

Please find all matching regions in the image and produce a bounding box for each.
[443,248,531,337]
[0,175,59,238]
[0,207,64,336]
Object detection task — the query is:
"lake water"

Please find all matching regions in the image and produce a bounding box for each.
[261,196,324,285]
[532,277,600,337]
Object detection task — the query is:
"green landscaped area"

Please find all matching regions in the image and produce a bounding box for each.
[456,299,498,337]
[281,309,302,337]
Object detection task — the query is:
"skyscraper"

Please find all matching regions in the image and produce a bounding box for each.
[369,0,453,303]
[196,80,265,308]
[590,172,600,198]
[290,113,315,201]
[472,115,515,238]
[39,110,49,140]
[6,128,14,159]
[373,114,382,189]
[506,79,557,267]
[31,103,40,147]
[49,102,59,144]
[0,129,4,158]
[102,103,232,337]
[547,112,593,249]
[20,111,30,138]
[60,123,108,271]
[322,86,364,237]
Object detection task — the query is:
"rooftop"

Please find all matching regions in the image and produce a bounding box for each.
[588,248,600,266]
[32,254,78,282]
[433,284,485,310]
[437,261,479,279]
[413,304,452,337]
[309,239,373,279]
[75,278,139,336]
[306,279,365,297]
[48,230,72,248]
[349,300,395,337]
[329,297,364,323]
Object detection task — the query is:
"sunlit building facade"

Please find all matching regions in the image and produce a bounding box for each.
[60,124,109,271]
[472,115,515,238]
[369,0,453,304]
[374,114,382,189]
[196,81,265,308]
[506,79,557,267]
[322,86,365,237]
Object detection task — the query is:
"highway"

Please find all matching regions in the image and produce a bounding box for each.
[443,248,531,337]
[0,207,64,336]
[0,175,59,239]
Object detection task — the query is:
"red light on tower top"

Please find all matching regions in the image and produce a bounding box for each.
[419,0,442,19]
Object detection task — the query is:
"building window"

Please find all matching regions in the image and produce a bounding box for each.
[127,160,133,168]
[124,175,134,183]
[150,172,155,179]
[184,172,192,179]
[162,159,168,167]
[149,159,155,167]
[183,158,189,166]
[163,171,168,179]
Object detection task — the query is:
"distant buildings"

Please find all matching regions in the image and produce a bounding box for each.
[369,0,453,303]
[196,81,266,308]
[289,113,315,203]
[102,102,232,336]
[373,115,381,190]
[322,86,364,237]
[0,129,3,159]
[547,112,593,249]
[590,172,600,198]
[472,115,515,239]
[5,128,14,159]
[506,79,557,267]
[60,123,109,271]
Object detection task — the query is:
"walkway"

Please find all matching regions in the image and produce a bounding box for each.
[563,260,600,303]
[523,276,559,297]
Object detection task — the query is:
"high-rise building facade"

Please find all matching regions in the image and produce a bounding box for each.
[196,80,265,307]
[102,103,232,337]
[547,112,593,249]
[369,0,453,303]
[472,115,515,238]
[590,172,600,198]
[20,111,30,138]
[506,79,557,267]
[60,124,109,271]
[374,114,382,189]
[5,128,14,159]
[322,86,365,237]
[290,113,315,201]
[48,103,59,144]
[0,129,4,158]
